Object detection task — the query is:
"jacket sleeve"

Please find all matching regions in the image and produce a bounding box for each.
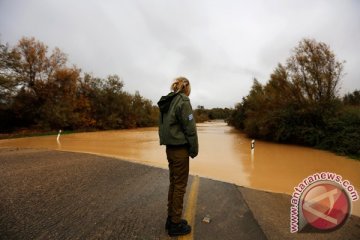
[178,99,199,158]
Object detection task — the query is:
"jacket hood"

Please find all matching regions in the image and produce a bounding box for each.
[157,92,178,113]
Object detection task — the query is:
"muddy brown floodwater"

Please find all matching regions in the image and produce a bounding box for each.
[1,121,359,216]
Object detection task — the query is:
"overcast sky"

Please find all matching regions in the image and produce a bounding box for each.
[1,0,359,108]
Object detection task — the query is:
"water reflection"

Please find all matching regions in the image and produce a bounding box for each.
[0,121,359,216]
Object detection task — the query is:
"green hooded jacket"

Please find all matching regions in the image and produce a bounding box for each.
[157,92,199,158]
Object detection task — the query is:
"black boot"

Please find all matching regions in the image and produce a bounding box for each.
[168,220,191,237]
[165,216,188,230]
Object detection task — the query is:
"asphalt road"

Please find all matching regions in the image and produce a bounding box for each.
[0,148,359,239]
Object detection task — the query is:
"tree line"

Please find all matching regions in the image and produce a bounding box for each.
[228,39,360,159]
[0,37,158,133]
[195,106,232,122]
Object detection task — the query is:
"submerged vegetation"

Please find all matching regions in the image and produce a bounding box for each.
[0,37,158,133]
[228,39,360,159]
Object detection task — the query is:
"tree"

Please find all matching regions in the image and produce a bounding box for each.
[344,90,360,106]
[286,38,344,104]
[229,38,346,143]
[36,67,82,129]
[0,40,18,103]
[0,36,159,132]
[0,41,18,131]
[15,37,48,89]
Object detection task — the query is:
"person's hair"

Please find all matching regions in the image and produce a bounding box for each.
[171,77,191,96]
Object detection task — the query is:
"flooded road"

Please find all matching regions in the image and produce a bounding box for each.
[1,121,359,216]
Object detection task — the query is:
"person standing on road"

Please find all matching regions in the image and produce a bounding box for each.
[157,77,199,237]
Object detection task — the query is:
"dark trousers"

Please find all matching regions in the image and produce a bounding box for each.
[166,145,189,223]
